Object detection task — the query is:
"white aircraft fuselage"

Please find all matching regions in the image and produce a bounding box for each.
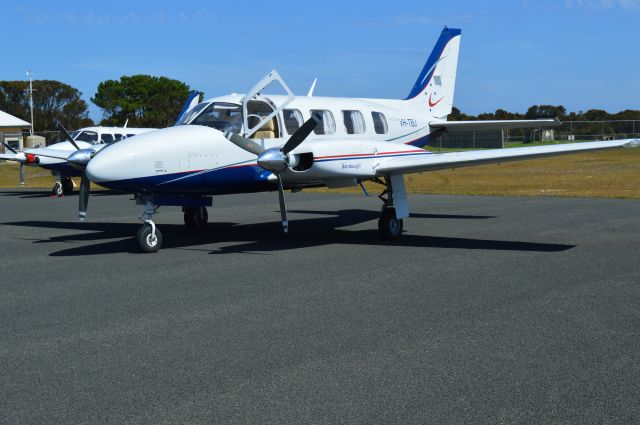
[88,94,439,194]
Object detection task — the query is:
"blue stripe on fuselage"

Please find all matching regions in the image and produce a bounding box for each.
[98,164,275,195]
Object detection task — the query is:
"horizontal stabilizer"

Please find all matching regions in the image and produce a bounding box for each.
[430,118,561,133]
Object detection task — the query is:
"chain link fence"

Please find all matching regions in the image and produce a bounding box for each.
[431,120,640,151]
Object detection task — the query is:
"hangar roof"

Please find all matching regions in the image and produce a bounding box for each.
[0,110,30,128]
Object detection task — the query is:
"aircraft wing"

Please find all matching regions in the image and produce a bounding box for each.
[430,118,560,133]
[25,148,72,160]
[375,139,638,176]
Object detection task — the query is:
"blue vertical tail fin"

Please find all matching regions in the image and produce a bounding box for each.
[405,27,461,119]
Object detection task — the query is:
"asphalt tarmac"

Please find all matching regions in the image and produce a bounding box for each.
[0,189,638,424]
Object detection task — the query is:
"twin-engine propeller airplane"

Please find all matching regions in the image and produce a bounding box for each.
[1,124,156,196]
[82,27,637,252]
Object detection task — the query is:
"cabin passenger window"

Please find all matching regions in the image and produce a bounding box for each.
[283,109,303,134]
[342,110,366,134]
[114,134,124,141]
[310,109,336,135]
[126,134,136,138]
[101,134,115,144]
[371,112,388,134]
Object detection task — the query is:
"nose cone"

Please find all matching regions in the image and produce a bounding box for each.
[86,145,135,184]
[86,126,222,191]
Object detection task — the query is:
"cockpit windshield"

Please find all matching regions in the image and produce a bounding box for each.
[74,131,99,144]
[189,102,242,133]
[176,102,209,126]
[70,130,81,140]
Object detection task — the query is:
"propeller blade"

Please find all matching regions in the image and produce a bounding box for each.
[223,131,265,156]
[19,163,25,186]
[276,174,288,234]
[54,119,81,151]
[281,113,321,155]
[3,142,18,154]
[79,174,90,221]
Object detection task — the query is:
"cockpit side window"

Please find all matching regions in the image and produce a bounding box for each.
[176,102,210,126]
[74,131,98,144]
[190,102,242,133]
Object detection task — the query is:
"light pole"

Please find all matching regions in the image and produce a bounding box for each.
[26,70,34,137]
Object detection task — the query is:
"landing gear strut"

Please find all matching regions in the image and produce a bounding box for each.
[371,175,408,240]
[137,199,162,253]
[183,206,208,230]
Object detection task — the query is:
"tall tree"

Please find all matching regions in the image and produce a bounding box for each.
[92,75,192,128]
[0,80,92,130]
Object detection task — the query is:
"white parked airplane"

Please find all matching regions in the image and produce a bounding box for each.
[1,124,156,196]
[83,27,637,252]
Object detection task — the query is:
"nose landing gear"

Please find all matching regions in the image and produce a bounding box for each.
[137,199,162,253]
[50,176,74,198]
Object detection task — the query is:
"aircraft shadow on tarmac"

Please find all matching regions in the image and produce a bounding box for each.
[0,190,124,199]
[4,209,575,256]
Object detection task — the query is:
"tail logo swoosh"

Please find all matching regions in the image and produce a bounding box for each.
[428,93,444,107]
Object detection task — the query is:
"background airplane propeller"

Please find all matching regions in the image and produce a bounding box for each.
[2,142,25,186]
[224,113,321,233]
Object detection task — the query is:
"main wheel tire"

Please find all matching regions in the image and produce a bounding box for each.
[378,207,403,240]
[184,207,208,230]
[137,224,163,253]
[62,178,74,195]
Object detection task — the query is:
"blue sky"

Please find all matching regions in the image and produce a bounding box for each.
[4,0,639,123]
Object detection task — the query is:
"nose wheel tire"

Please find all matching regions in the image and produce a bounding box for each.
[137,224,163,253]
[378,207,403,240]
[51,181,64,198]
[184,207,208,230]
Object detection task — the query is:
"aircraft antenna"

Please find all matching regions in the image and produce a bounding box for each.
[307,78,318,97]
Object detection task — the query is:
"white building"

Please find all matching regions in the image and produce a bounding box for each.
[0,110,31,152]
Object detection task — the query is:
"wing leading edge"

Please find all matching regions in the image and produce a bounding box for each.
[375,139,638,176]
[429,118,561,133]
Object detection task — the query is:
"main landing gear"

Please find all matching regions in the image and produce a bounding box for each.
[371,175,409,240]
[183,206,208,230]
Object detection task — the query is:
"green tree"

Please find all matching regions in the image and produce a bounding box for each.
[525,105,566,119]
[0,80,93,131]
[92,75,192,128]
